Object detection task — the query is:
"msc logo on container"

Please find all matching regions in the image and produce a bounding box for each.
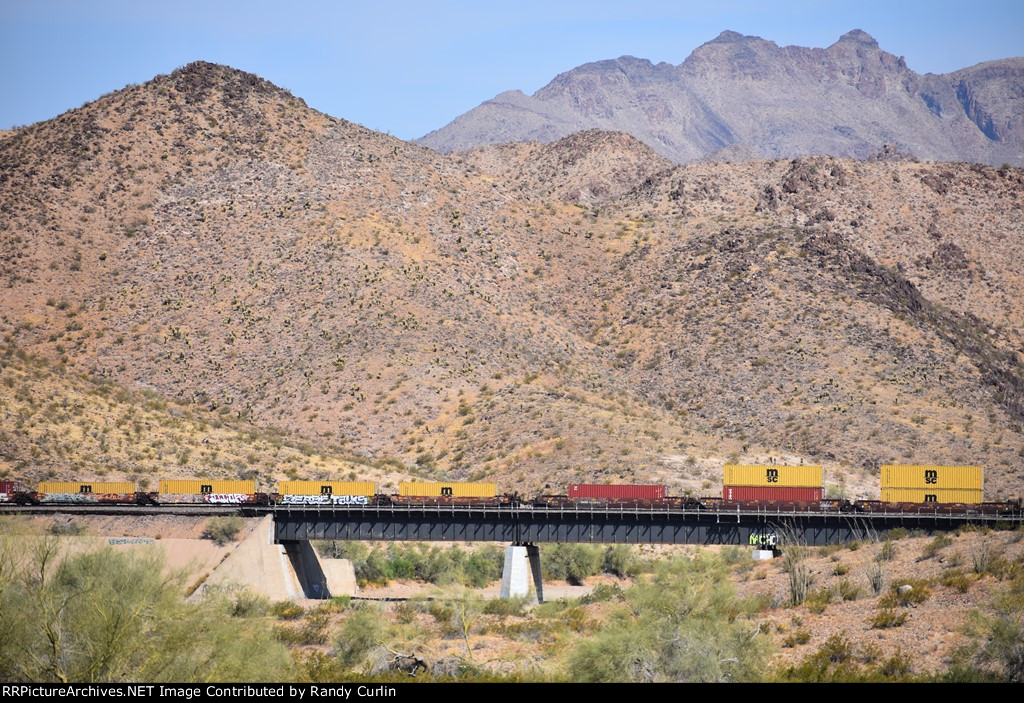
[441,486,453,496]
[924,470,938,485]
[766,469,779,483]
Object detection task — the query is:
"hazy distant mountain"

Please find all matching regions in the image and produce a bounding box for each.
[420,29,1024,166]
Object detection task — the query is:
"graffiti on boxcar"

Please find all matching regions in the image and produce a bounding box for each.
[748,528,778,547]
[280,494,371,506]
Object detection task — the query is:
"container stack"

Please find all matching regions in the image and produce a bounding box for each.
[278,481,376,497]
[880,465,983,504]
[38,481,134,494]
[37,481,137,503]
[398,482,496,497]
[722,465,823,501]
[568,484,666,500]
[158,479,256,503]
[277,481,375,505]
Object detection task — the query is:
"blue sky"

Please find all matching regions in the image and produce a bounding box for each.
[1,1,1022,139]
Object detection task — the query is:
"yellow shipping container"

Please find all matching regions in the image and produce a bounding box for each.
[39,481,134,494]
[158,479,256,495]
[881,488,983,504]
[277,481,375,496]
[723,465,823,488]
[399,482,495,498]
[880,465,983,491]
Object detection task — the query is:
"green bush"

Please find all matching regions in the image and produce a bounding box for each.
[271,600,306,620]
[335,606,385,670]
[316,542,503,588]
[229,589,270,617]
[0,537,293,682]
[542,544,603,585]
[201,516,243,546]
[602,544,635,577]
[567,554,769,682]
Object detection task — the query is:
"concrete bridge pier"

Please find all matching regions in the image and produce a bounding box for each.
[500,543,543,603]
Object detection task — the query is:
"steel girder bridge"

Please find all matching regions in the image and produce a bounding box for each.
[265,504,1024,548]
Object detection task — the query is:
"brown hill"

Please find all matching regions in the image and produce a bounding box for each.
[1,62,1022,500]
[419,30,1024,167]
[460,129,673,204]
[0,345,399,489]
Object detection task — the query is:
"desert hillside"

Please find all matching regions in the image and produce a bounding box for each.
[1,62,1022,499]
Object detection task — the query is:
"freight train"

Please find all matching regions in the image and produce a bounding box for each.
[1,472,1021,516]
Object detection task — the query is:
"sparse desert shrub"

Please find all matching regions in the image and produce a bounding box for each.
[776,633,917,682]
[837,578,862,601]
[482,595,529,617]
[960,572,1024,681]
[782,629,812,648]
[922,534,953,560]
[47,519,84,536]
[867,559,885,595]
[878,540,897,562]
[940,569,973,593]
[879,579,931,608]
[804,587,833,614]
[870,608,908,629]
[782,546,812,606]
[274,607,330,645]
[971,541,1011,578]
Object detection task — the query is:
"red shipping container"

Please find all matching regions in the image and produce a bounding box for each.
[569,484,666,500]
[0,481,17,494]
[723,485,823,502]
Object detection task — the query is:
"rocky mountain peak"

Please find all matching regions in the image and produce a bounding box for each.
[160,61,303,106]
[708,30,761,45]
[835,29,880,49]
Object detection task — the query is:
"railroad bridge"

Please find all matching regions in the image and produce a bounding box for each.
[267,503,1024,602]
[266,503,1021,546]
[7,503,1021,602]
